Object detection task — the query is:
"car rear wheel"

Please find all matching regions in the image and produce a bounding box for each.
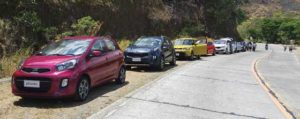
[189,51,194,60]
[75,77,90,101]
[212,49,216,56]
[170,54,176,66]
[116,66,126,84]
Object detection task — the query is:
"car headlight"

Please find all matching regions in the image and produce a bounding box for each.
[17,60,25,69]
[56,59,78,71]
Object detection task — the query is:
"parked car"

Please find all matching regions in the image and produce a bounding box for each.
[236,42,243,52]
[12,36,126,101]
[174,38,206,60]
[214,38,233,54]
[124,36,176,70]
[206,41,216,55]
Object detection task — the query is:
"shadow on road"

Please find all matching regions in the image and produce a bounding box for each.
[13,81,128,108]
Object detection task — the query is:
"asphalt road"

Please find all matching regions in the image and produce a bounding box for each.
[89,45,286,119]
[259,44,300,118]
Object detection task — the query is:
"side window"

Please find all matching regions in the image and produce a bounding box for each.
[92,40,105,52]
[104,39,116,52]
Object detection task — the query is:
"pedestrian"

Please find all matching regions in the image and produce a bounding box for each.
[253,42,257,52]
[289,45,293,52]
[248,42,252,51]
[265,43,268,51]
[284,45,287,52]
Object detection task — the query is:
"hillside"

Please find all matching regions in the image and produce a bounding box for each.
[242,0,300,18]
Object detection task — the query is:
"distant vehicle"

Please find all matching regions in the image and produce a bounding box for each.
[240,42,247,52]
[235,42,243,52]
[124,36,176,70]
[206,41,216,55]
[214,38,233,54]
[12,36,126,101]
[232,41,237,53]
[174,38,206,60]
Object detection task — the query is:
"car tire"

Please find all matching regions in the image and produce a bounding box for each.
[170,54,176,66]
[212,50,216,56]
[116,66,126,84]
[157,57,165,70]
[189,51,194,60]
[75,77,90,101]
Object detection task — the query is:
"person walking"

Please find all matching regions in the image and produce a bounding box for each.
[289,45,293,52]
[265,43,269,51]
[253,42,257,52]
[284,44,287,52]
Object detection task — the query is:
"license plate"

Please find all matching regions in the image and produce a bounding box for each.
[132,58,141,62]
[176,53,180,56]
[24,80,40,88]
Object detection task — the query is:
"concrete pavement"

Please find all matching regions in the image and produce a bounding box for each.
[89,45,285,119]
[259,44,300,118]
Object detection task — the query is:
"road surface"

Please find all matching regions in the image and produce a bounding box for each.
[89,45,287,119]
[259,44,300,118]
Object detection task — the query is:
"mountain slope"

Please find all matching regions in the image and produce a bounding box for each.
[242,0,300,18]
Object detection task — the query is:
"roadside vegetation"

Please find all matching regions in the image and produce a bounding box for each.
[238,13,300,44]
[0,0,245,78]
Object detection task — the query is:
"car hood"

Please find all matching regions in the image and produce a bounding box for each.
[174,45,192,49]
[125,46,156,53]
[23,56,79,67]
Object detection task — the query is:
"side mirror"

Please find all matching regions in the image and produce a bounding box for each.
[90,50,102,57]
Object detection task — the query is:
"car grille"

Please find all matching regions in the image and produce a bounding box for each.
[15,77,52,93]
[22,68,51,73]
[127,53,149,57]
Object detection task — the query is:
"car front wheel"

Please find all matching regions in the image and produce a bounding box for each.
[75,77,90,101]
[157,57,165,70]
[116,66,126,84]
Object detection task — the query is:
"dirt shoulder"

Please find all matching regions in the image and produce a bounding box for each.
[0,61,189,119]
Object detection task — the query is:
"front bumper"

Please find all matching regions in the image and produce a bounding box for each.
[12,70,79,98]
[175,50,191,58]
[125,55,159,67]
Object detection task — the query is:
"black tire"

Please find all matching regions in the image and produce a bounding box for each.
[157,57,165,70]
[75,77,90,101]
[116,66,126,84]
[212,50,216,56]
[189,51,194,60]
[196,55,201,59]
[170,54,176,66]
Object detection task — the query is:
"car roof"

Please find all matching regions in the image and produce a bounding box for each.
[140,36,164,39]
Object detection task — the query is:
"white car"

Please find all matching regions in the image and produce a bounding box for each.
[214,38,232,54]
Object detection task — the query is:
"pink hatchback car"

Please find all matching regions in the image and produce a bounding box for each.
[12,36,126,101]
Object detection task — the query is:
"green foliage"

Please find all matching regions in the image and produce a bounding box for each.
[14,11,42,32]
[71,16,98,36]
[179,24,204,37]
[238,13,300,44]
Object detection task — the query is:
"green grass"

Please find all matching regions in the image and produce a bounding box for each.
[0,48,32,78]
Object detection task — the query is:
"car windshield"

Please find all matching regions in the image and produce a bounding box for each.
[37,39,91,56]
[214,40,226,44]
[175,39,194,45]
[134,37,162,47]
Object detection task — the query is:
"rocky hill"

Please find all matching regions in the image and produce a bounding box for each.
[242,0,300,18]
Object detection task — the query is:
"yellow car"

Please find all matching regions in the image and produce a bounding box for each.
[174,38,207,60]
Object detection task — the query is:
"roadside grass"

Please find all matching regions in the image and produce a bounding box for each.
[0,48,32,78]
